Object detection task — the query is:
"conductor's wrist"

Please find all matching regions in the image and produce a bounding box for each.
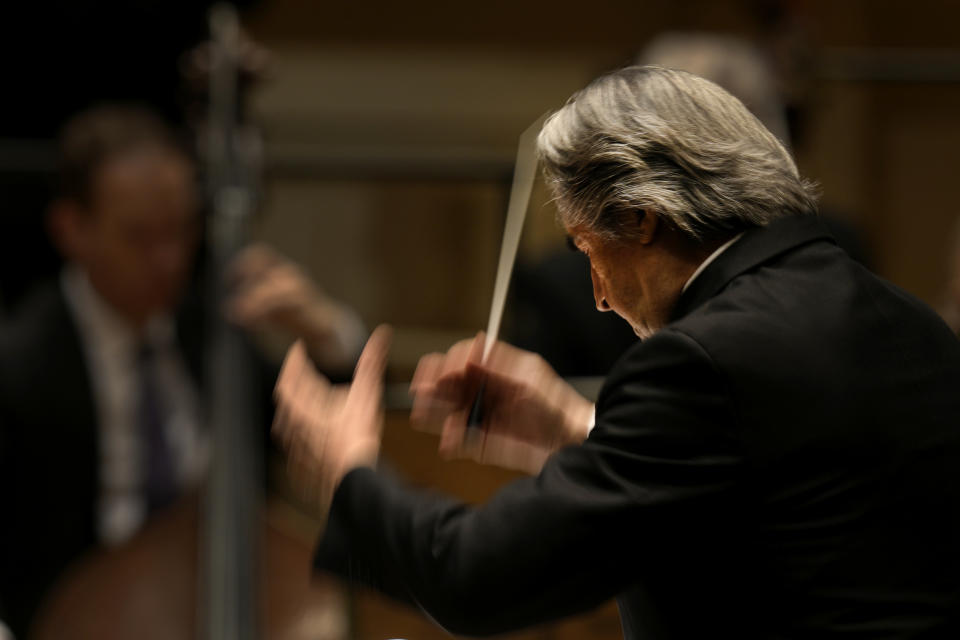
[334,441,380,486]
[320,449,378,516]
[561,397,595,446]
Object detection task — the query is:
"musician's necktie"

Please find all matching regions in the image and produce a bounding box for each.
[137,342,177,512]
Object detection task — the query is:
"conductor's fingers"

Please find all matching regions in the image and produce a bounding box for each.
[352,324,392,390]
[276,339,312,401]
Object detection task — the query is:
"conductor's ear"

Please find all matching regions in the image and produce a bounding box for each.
[635,209,659,246]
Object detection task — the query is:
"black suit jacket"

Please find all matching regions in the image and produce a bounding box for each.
[0,278,273,636]
[312,215,960,638]
[0,283,101,635]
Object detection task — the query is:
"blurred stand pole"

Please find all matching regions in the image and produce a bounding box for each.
[200,4,263,640]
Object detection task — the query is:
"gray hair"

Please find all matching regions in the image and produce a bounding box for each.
[537,65,818,243]
[639,32,791,147]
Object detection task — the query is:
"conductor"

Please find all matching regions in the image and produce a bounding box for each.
[273,66,960,638]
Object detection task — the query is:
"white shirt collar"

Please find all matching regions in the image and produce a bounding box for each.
[60,265,176,355]
[681,232,744,294]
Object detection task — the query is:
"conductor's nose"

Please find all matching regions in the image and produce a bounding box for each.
[590,267,611,312]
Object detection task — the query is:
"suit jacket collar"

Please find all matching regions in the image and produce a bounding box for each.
[669,215,834,323]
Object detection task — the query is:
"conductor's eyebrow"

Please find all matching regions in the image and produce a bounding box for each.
[566,235,579,252]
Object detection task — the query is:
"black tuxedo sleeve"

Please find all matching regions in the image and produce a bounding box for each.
[313,328,744,636]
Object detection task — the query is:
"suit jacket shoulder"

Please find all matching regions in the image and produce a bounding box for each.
[652,215,960,634]
[0,281,99,636]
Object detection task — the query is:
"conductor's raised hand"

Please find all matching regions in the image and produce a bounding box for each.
[273,325,392,509]
[410,335,594,474]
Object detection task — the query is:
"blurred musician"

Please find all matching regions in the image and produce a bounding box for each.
[0,105,362,637]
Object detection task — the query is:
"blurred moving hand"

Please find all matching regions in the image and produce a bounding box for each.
[410,334,594,474]
[273,326,392,509]
[228,244,366,373]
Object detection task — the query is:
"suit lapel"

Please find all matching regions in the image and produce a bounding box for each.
[669,215,835,323]
[6,284,102,541]
[45,287,100,488]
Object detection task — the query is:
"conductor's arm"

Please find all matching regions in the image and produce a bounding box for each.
[276,328,742,635]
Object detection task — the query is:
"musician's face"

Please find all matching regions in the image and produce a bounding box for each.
[75,149,200,327]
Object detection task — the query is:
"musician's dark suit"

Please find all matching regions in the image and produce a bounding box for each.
[312,214,960,638]
[0,279,272,636]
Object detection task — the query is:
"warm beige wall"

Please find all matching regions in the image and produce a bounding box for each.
[800,81,960,305]
[245,0,960,332]
[245,45,612,372]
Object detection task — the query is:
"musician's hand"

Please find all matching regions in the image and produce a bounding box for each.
[410,334,594,474]
[227,243,365,373]
[273,326,391,509]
